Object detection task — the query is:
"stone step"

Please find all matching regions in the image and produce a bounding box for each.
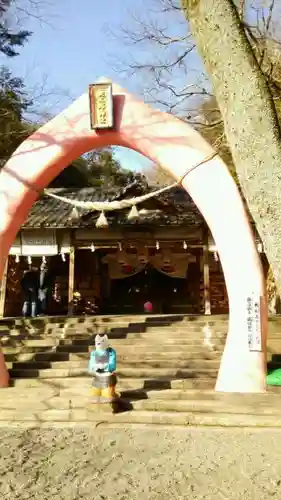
[1,385,280,402]
[0,337,226,348]
[0,314,229,325]
[0,387,220,400]
[2,338,281,357]
[2,323,191,335]
[0,315,141,326]
[4,332,281,344]
[0,338,61,348]
[0,323,237,334]
[54,386,281,398]
[54,329,226,340]
[8,366,219,379]
[6,359,221,370]
[0,328,228,338]
[0,321,279,335]
[2,348,223,362]
[0,324,134,335]
[3,391,281,413]
[0,324,229,337]
[9,320,226,329]
[6,328,281,338]
[4,350,281,364]
[62,331,228,341]
[3,329,281,343]
[6,359,281,376]
[59,341,281,354]
[131,397,281,414]
[2,341,281,357]
[0,332,144,342]
[0,324,225,334]
[3,341,281,356]
[61,338,225,347]
[10,376,216,390]
[9,373,281,393]
[3,315,281,333]
[9,357,279,368]
[1,408,281,428]
[62,323,227,332]
[4,322,281,337]
[0,339,223,352]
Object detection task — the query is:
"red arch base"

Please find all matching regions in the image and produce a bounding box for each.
[0,80,267,392]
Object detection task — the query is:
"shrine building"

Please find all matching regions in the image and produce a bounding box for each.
[0,180,268,318]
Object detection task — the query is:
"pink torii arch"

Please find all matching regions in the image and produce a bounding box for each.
[0,80,267,392]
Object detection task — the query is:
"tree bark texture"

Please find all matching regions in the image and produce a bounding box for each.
[181,0,281,291]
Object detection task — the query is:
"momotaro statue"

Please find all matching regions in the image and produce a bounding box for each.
[88,334,117,403]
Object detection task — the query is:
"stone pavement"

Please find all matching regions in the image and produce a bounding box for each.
[0,426,281,499]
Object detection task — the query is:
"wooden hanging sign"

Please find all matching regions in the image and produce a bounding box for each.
[89,82,114,130]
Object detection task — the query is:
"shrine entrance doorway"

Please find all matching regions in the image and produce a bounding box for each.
[107,265,196,315]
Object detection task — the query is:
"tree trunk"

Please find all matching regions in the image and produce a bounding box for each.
[181,0,281,292]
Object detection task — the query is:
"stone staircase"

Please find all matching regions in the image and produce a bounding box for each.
[1,314,281,428]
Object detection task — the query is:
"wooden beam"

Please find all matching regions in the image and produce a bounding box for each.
[202,227,211,315]
[0,258,8,318]
[68,243,75,316]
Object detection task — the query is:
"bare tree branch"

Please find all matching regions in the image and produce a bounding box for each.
[112,0,281,120]
[150,0,182,13]
[239,0,246,19]
[12,0,58,29]
[108,0,210,114]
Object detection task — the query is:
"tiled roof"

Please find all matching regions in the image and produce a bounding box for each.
[22,181,259,237]
[22,183,205,229]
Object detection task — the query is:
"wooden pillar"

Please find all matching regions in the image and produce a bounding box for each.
[195,251,202,314]
[0,258,8,319]
[203,228,211,316]
[68,242,75,316]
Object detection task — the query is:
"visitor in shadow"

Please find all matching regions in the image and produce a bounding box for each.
[38,261,54,316]
[21,266,40,318]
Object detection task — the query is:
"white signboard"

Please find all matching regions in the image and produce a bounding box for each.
[9,235,21,256]
[60,232,71,254]
[246,294,262,352]
[89,82,114,130]
[21,230,58,256]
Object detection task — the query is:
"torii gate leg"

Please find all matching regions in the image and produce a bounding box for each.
[0,81,267,392]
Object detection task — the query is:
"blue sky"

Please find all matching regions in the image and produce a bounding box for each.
[7,0,160,171]
[4,0,274,174]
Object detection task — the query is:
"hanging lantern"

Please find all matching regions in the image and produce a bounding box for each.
[156,241,160,250]
[127,205,139,221]
[96,211,108,228]
[137,246,149,265]
[70,207,80,221]
[91,243,95,252]
[117,251,127,266]
[162,254,174,273]
[122,264,134,275]
[183,241,187,250]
